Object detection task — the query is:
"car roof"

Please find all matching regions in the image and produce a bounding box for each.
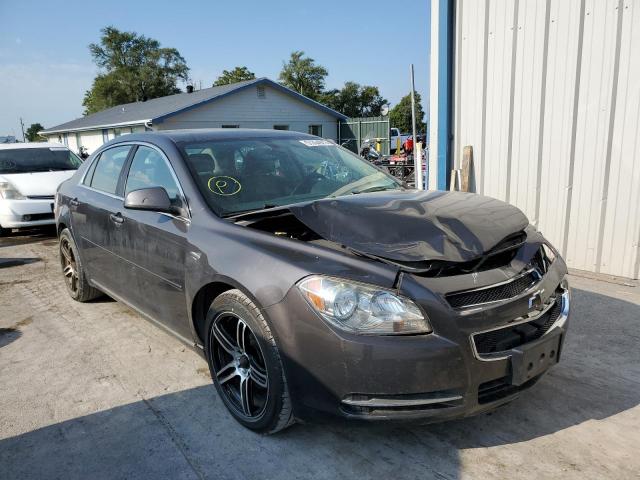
[110,128,319,146]
[0,142,68,150]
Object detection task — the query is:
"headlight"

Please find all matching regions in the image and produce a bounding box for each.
[0,181,25,200]
[297,275,432,335]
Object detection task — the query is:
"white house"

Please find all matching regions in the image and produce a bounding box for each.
[41,77,347,154]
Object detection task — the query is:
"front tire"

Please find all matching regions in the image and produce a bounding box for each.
[204,289,294,434]
[59,228,101,302]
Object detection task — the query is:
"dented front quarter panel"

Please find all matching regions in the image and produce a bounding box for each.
[183,208,400,342]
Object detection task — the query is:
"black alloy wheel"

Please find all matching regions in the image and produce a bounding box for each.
[209,312,270,418]
[60,235,79,295]
[204,289,293,433]
[58,228,101,302]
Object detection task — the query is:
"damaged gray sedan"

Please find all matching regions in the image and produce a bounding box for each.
[55,129,570,433]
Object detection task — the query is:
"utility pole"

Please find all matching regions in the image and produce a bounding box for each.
[19,117,26,143]
[410,65,423,190]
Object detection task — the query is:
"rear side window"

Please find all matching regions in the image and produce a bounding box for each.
[89,146,131,195]
[125,146,182,206]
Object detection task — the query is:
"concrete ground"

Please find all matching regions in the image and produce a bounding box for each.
[0,228,638,480]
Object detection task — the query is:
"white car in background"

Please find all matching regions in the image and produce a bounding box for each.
[0,143,82,235]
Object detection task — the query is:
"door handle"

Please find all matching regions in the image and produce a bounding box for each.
[69,198,79,207]
[109,212,124,224]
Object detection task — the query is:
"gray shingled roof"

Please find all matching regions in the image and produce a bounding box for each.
[41,78,346,134]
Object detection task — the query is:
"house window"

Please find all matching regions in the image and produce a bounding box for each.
[308,125,322,137]
[257,86,266,98]
[273,125,289,131]
[222,125,240,128]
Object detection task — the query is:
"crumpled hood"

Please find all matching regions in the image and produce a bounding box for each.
[0,170,76,196]
[288,190,529,263]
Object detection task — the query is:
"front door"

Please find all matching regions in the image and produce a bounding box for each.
[118,145,191,339]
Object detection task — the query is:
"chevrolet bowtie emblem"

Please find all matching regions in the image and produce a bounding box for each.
[528,290,544,311]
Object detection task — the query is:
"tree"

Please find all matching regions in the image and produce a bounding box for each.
[278,51,328,101]
[83,26,189,115]
[389,92,426,133]
[25,123,46,142]
[213,66,256,86]
[321,82,387,117]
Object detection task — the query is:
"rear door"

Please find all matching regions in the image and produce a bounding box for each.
[118,144,191,338]
[71,145,132,294]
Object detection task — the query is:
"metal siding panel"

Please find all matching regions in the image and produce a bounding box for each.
[483,0,516,201]
[452,0,639,278]
[599,0,640,278]
[455,0,489,190]
[508,0,547,220]
[565,0,620,272]
[538,0,583,254]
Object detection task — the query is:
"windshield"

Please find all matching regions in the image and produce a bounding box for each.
[178,136,403,216]
[0,147,82,174]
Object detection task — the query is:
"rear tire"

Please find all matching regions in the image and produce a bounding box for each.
[59,228,102,302]
[204,289,294,434]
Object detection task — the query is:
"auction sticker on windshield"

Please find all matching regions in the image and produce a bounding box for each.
[299,139,334,147]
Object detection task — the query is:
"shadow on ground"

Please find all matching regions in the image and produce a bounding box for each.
[0,288,638,479]
[0,328,22,348]
[0,226,57,249]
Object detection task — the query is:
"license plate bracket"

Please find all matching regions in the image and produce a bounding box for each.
[510,330,561,386]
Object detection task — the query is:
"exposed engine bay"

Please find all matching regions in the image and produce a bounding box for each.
[232,190,546,278]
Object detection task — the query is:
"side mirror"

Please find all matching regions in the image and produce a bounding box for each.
[124,187,177,214]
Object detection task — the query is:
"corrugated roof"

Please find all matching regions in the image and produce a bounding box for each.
[41,78,346,134]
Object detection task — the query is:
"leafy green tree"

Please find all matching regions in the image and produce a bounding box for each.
[278,51,328,100]
[389,92,426,133]
[83,26,189,115]
[25,123,46,142]
[321,82,387,117]
[213,66,256,86]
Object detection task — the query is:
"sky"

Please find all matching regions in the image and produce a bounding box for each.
[0,0,430,138]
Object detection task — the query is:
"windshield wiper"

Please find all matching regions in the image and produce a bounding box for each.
[350,185,398,195]
[223,204,281,218]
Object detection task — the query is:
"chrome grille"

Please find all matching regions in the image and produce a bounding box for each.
[445,270,540,309]
[472,298,562,355]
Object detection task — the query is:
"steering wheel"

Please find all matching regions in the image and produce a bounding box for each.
[291,171,327,195]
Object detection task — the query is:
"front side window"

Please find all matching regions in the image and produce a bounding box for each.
[178,136,403,216]
[89,146,131,195]
[0,147,82,174]
[125,146,182,206]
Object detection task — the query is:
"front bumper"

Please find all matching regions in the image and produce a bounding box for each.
[263,258,570,422]
[0,198,56,228]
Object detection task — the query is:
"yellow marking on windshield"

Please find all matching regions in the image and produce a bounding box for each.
[207,176,242,196]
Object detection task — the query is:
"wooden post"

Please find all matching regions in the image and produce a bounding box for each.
[461,145,473,192]
[449,169,457,191]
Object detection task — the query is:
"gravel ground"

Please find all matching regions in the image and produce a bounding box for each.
[0,228,639,480]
